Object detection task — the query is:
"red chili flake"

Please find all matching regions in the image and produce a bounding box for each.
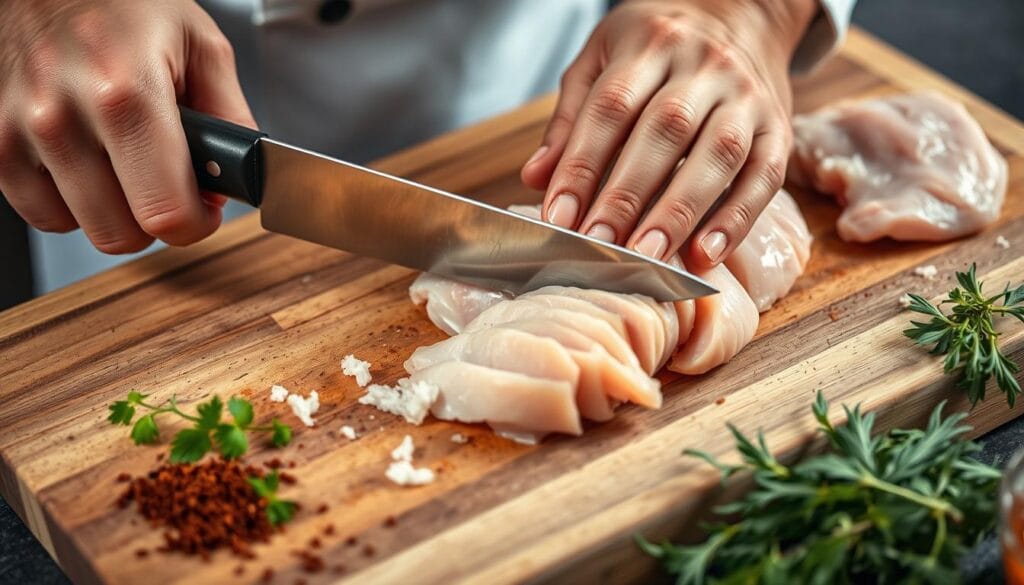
[279,472,298,485]
[260,568,274,583]
[323,524,336,536]
[156,453,165,462]
[362,544,376,558]
[308,537,322,549]
[264,458,283,470]
[116,472,132,483]
[117,460,277,558]
[292,550,325,573]
[297,443,306,450]
[233,564,246,576]
[315,503,329,515]
[383,515,397,528]
[827,306,841,322]
[344,536,358,547]
[135,548,149,558]
[288,461,297,469]
[715,397,726,405]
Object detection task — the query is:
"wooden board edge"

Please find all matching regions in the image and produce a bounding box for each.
[841,28,1024,155]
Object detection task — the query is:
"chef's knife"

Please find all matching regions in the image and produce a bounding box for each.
[180,107,718,301]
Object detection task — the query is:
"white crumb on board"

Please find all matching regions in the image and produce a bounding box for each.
[450,433,469,444]
[913,265,938,280]
[386,435,435,486]
[341,354,373,388]
[898,293,914,309]
[300,274,313,284]
[340,425,357,440]
[269,385,289,403]
[287,390,320,427]
[996,235,1010,249]
[386,461,435,486]
[358,378,439,425]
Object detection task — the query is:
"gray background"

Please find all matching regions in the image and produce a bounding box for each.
[1,0,1022,583]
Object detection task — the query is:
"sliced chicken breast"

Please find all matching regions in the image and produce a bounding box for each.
[724,189,813,311]
[411,361,582,439]
[667,264,760,375]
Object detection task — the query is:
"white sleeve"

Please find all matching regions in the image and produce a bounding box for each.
[791,0,857,73]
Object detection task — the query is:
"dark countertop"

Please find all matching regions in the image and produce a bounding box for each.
[1,1,1022,583]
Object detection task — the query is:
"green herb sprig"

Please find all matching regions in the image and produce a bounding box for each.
[638,392,1000,584]
[247,470,298,526]
[903,263,1024,407]
[108,392,293,463]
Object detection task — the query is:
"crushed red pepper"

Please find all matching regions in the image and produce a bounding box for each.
[117,459,277,559]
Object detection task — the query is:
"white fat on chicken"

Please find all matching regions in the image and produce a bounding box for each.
[790,91,1007,242]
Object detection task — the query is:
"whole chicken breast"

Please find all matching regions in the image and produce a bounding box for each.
[790,91,1007,242]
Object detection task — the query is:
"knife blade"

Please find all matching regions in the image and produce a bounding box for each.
[180,107,718,301]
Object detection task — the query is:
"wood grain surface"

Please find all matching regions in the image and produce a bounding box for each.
[1,28,1022,585]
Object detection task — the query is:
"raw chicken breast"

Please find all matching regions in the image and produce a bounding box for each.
[724,189,813,311]
[667,264,759,376]
[522,287,676,374]
[405,327,580,389]
[409,272,507,335]
[410,361,582,441]
[790,91,1007,242]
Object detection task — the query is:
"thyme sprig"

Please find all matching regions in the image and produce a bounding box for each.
[638,392,1000,584]
[904,263,1024,406]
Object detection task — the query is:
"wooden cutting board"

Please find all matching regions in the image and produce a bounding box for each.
[1,28,1022,585]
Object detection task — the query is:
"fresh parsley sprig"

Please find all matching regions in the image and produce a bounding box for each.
[108,392,293,463]
[904,263,1024,406]
[247,470,298,526]
[638,392,1000,584]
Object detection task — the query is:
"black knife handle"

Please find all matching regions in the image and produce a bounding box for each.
[179,106,267,207]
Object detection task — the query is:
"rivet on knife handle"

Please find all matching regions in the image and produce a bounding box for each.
[179,106,267,207]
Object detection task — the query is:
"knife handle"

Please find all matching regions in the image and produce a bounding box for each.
[179,106,267,207]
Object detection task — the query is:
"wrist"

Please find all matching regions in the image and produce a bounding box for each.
[750,0,819,56]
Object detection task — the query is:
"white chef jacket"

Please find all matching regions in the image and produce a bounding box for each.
[30,0,854,293]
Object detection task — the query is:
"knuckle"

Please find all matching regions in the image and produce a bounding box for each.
[644,16,686,48]
[710,125,748,171]
[663,197,699,234]
[597,187,646,224]
[558,157,601,187]
[90,76,147,125]
[205,34,236,63]
[759,155,788,193]
[723,203,755,235]
[650,97,697,145]
[588,81,636,125]
[26,99,71,146]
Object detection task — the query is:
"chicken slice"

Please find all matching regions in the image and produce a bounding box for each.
[724,189,813,311]
[667,264,759,375]
[522,287,676,374]
[410,361,582,440]
[405,327,581,390]
[409,272,508,335]
[505,319,662,416]
[790,91,1007,242]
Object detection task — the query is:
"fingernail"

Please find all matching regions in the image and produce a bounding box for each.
[547,194,579,227]
[525,145,549,167]
[634,229,669,259]
[586,223,616,243]
[700,231,728,264]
